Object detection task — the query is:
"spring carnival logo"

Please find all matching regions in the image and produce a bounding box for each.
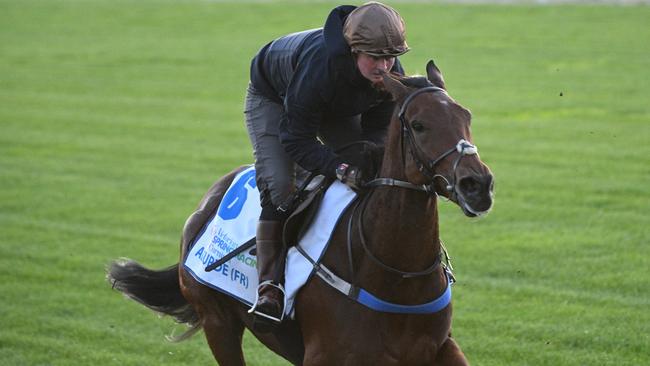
[192,227,257,270]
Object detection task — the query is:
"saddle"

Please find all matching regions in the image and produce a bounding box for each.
[282,175,334,248]
[280,141,383,248]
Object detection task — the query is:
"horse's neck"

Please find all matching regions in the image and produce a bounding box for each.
[361,186,440,271]
[370,118,440,247]
[353,123,443,297]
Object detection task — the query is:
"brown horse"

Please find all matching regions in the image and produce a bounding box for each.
[108,61,494,365]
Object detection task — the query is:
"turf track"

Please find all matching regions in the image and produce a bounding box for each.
[0,1,648,365]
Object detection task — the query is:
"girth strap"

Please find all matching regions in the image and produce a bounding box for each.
[314,262,454,314]
[294,243,454,314]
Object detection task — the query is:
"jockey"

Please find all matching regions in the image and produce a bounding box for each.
[245,1,409,330]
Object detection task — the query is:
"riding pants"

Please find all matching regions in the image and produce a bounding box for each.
[244,83,364,212]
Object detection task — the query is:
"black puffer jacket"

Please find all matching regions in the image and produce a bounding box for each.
[250,5,404,177]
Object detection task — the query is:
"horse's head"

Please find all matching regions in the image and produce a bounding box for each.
[381,61,494,217]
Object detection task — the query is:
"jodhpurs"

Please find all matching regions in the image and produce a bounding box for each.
[244,83,364,210]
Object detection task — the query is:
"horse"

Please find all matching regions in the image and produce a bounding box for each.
[108,60,494,366]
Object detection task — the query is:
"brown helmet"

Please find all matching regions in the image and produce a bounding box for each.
[343,2,409,57]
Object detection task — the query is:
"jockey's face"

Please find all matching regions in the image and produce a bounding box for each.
[356,52,395,85]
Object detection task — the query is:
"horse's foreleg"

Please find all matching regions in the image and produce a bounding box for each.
[434,337,469,366]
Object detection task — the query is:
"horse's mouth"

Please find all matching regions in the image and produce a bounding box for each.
[455,175,494,218]
[459,196,492,217]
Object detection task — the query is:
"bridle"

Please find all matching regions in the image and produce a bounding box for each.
[352,85,479,279]
[365,86,480,210]
[395,86,478,200]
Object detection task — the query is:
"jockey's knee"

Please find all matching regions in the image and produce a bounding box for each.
[259,182,293,221]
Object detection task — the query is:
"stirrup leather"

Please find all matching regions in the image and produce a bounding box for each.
[247,280,286,322]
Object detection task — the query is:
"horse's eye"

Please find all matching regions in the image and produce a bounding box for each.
[411,121,425,132]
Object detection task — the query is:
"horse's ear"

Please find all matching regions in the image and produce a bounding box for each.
[426,60,446,90]
[382,73,409,101]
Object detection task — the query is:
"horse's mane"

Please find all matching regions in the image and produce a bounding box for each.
[390,73,433,89]
[349,74,435,178]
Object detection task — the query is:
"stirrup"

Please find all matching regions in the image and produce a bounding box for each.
[247,280,286,323]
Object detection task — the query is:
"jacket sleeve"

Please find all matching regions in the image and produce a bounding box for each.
[279,73,343,178]
[359,59,404,145]
[360,99,396,145]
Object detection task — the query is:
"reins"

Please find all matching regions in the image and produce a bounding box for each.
[345,189,442,280]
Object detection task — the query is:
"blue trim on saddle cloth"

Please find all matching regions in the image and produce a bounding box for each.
[355,270,453,314]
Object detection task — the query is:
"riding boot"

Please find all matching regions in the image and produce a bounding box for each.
[250,219,286,332]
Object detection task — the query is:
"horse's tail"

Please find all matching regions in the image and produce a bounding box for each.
[107,259,200,342]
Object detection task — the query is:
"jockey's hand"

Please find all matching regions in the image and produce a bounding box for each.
[335,163,364,190]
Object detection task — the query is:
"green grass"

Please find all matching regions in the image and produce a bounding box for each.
[1,1,648,365]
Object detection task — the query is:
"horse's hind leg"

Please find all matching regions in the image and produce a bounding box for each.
[178,166,249,365]
[434,337,469,366]
[189,288,247,366]
[202,306,246,366]
[181,268,247,365]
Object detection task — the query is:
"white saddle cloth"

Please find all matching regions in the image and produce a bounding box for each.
[183,166,356,317]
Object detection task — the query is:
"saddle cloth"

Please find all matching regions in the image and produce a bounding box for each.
[183,166,357,317]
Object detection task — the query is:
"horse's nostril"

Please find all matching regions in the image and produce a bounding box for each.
[458,175,493,198]
[459,176,481,196]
